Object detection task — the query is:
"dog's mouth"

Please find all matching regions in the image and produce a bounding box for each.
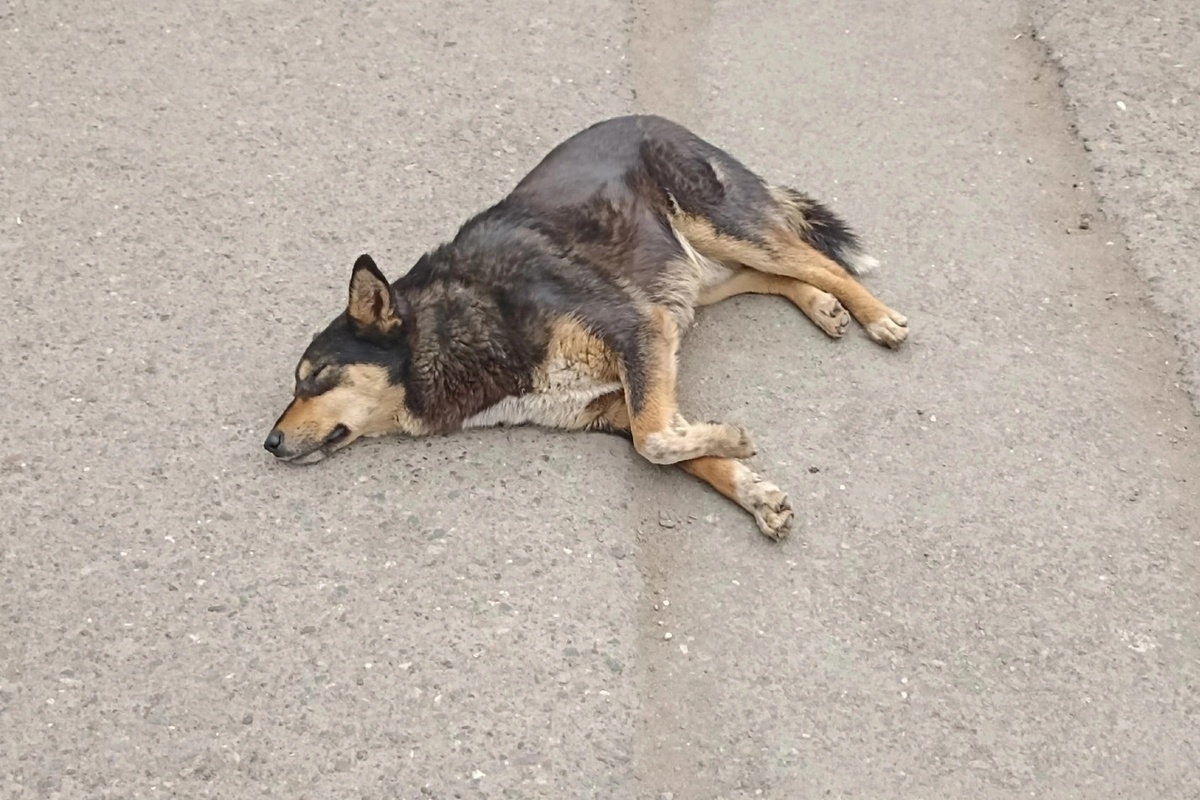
[278,424,352,465]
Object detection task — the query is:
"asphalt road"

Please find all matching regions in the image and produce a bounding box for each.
[1032,0,1200,414]
[2,1,1198,798]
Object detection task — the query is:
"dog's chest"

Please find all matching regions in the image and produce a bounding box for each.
[462,356,621,430]
[462,320,622,431]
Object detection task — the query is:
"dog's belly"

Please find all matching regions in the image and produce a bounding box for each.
[461,380,622,431]
[462,316,623,431]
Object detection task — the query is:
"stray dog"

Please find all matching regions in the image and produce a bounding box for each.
[264,115,907,539]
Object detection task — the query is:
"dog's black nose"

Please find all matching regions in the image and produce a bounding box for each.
[263,430,284,453]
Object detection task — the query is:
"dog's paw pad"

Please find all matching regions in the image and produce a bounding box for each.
[747,478,792,540]
[739,472,796,542]
[813,294,851,338]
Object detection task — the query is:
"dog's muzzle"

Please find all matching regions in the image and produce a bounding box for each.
[263,424,350,461]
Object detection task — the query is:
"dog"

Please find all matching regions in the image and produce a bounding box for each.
[263,114,907,539]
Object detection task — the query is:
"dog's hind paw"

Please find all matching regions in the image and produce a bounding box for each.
[865,309,909,348]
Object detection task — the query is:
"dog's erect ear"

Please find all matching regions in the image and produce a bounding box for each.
[347,253,403,333]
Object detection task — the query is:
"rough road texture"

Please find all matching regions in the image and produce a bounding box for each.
[1031,0,1200,415]
[1,1,1198,798]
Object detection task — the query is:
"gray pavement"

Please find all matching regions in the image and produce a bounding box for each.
[1032,0,1200,415]
[2,1,1198,798]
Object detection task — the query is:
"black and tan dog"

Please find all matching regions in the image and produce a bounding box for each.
[264,115,907,539]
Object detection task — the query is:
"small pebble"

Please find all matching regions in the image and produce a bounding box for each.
[664,632,673,641]
[658,512,676,529]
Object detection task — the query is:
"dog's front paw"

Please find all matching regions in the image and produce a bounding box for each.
[812,293,851,338]
[719,424,757,460]
[743,476,793,540]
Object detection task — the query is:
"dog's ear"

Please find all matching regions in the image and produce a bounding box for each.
[347,254,404,334]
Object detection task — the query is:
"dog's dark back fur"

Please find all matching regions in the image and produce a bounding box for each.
[395,115,747,421]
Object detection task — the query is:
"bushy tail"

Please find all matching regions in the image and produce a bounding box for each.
[769,185,880,276]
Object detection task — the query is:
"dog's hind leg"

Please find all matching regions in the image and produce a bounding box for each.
[656,139,909,347]
[762,237,907,348]
[679,456,793,540]
[678,213,908,348]
[619,306,755,465]
[697,269,851,339]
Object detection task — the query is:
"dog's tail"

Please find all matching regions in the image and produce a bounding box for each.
[769,185,880,276]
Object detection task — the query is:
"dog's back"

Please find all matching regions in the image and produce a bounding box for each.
[498,115,706,319]
[496,114,881,329]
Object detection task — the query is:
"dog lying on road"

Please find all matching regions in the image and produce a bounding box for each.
[264,115,908,539]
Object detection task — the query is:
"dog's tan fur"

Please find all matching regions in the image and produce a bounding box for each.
[462,318,622,431]
[672,211,908,347]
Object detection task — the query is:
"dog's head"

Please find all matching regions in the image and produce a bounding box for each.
[263,254,418,464]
